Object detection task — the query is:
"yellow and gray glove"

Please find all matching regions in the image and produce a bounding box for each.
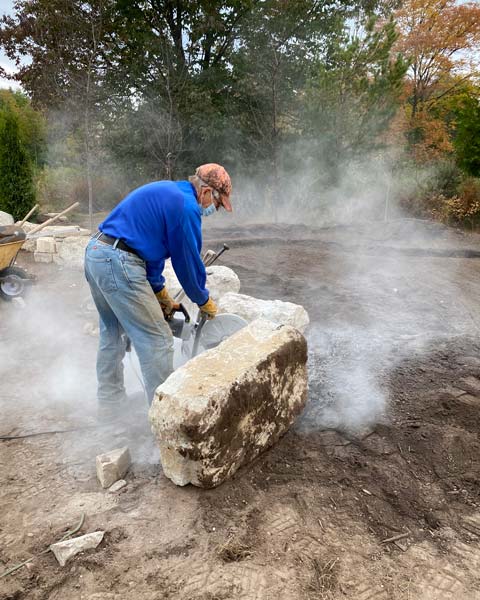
[199,297,218,320]
[155,287,178,317]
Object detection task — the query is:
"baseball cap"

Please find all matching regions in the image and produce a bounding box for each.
[195,163,233,212]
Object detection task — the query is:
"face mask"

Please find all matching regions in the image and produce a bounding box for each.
[201,203,216,217]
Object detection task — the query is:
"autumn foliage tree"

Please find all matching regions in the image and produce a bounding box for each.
[394,0,480,162]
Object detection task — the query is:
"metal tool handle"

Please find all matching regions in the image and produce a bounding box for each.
[173,243,230,302]
[204,243,230,267]
[165,302,190,323]
[191,314,207,358]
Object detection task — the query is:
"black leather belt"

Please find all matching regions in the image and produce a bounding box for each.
[95,232,141,259]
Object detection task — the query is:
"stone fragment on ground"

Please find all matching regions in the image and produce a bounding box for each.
[33,251,53,264]
[149,318,308,488]
[108,479,127,493]
[50,531,104,566]
[218,292,310,333]
[96,447,131,489]
[0,210,14,226]
[83,321,100,337]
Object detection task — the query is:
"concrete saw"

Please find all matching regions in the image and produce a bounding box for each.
[199,313,248,350]
[168,307,247,362]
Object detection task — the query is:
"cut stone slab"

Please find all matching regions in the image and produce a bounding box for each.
[41,225,89,238]
[96,447,131,489]
[0,210,14,226]
[50,531,104,566]
[34,251,53,263]
[218,292,310,333]
[149,318,308,488]
[36,236,56,253]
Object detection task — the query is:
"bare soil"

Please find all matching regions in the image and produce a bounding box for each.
[1,219,480,600]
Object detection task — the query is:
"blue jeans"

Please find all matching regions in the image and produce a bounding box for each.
[84,237,174,406]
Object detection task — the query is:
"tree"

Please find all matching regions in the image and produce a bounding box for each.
[394,0,480,161]
[302,16,408,174]
[0,89,46,168]
[0,109,35,221]
[1,0,115,228]
[453,92,480,177]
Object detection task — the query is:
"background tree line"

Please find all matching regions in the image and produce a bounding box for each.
[0,0,479,227]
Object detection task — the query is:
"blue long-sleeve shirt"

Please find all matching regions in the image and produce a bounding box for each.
[99,180,209,305]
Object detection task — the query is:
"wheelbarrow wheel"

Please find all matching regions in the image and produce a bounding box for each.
[0,266,30,301]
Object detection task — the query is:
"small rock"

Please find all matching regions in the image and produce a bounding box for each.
[96,447,131,489]
[0,210,14,226]
[83,321,99,337]
[34,251,53,263]
[50,531,104,566]
[108,479,127,493]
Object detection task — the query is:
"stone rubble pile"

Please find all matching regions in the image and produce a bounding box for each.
[149,318,308,488]
[19,222,91,267]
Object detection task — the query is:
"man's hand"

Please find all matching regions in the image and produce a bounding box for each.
[199,297,218,320]
[155,287,178,317]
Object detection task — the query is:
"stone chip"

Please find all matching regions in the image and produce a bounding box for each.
[50,531,105,566]
[96,447,131,489]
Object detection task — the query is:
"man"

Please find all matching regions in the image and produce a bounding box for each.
[84,163,232,420]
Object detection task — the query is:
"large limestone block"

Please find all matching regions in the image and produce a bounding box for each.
[149,319,308,488]
[163,259,240,317]
[205,265,241,301]
[0,211,14,226]
[218,292,310,333]
[56,235,90,268]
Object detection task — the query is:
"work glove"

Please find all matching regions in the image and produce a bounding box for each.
[155,287,178,317]
[199,297,218,320]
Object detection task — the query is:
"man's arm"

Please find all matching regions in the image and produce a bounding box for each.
[167,211,209,306]
[146,259,166,293]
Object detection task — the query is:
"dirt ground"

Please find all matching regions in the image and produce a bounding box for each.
[1,219,480,600]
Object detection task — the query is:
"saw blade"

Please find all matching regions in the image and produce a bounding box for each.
[199,313,248,350]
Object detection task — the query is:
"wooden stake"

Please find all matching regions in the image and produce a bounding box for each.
[380,532,408,544]
[28,202,80,236]
[18,204,39,227]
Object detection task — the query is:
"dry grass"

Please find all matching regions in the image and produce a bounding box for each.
[216,536,252,563]
[297,554,339,600]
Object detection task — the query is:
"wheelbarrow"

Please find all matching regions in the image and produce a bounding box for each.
[0,226,33,301]
[0,202,79,301]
